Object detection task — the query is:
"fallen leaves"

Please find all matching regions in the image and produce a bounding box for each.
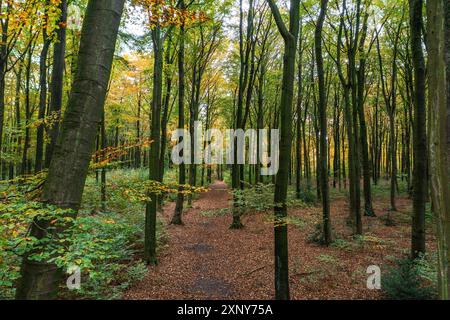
[124,182,436,300]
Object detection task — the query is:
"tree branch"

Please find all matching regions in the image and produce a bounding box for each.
[266,0,292,41]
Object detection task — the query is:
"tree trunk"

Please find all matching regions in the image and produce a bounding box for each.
[101,110,107,211]
[0,8,8,163]
[145,24,163,265]
[135,91,142,168]
[21,49,33,175]
[172,0,186,225]
[15,0,125,300]
[35,2,52,173]
[410,0,427,259]
[315,0,332,245]
[160,32,174,182]
[357,12,375,217]
[45,0,67,168]
[267,0,300,301]
[428,0,450,299]
[231,0,253,229]
[13,63,23,179]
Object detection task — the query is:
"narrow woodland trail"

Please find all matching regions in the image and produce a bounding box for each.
[124,181,428,300]
[125,181,242,300]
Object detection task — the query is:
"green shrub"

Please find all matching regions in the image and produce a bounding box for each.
[232,183,311,215]
[295,189,317,205]
[0,169,173,300]
[286,216,306,229]
[331,238,352,250]
[232,183,274,212]
[382,258,437,300]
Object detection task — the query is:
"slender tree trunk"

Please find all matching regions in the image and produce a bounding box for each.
[256,62,266,184]
[101,110,107,211]
[188,61,198,206]
[45,0,67,168]
[333,90,341,189]
[13,63,23,179]
[267,0,300,301]
[428,0,450,299]
[35,2,51,173]
[0,9,8,163]
[0,69,5,169]
[160,32,173,182]
[21,49,33,175]
[145,24,163,265]
[389,113,397,212]
[296,19,303,199]
[410,0,427,259]
[231,0,254,229]
[315,0,332,245]
[135,92,142,168]
[172,1,186,225]
[335,0,362,234]
[357,12,375,217]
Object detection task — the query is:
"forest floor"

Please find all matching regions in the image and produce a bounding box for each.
[124,180,436,300]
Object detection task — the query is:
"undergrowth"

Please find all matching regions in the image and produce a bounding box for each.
[382,255,437,300]
[0,169,169,300]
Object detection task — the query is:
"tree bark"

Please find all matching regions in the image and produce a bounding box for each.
[315,0,332,245]
[296,17,303,199]
[35,1,52,173]
[267,0,300,301]
[335,7,362,234]
[45,0,68,168]
[172,1,186,225]
[21,48,33,175]
[410,0,427,259]
[357,11,375,217]
[428,0,450,300]
[145,24,163,265]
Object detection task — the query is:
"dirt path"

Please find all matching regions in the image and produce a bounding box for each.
[125,181,238,300]
[125,181,433,300]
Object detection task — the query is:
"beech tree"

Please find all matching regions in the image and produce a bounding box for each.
[45,0,68,168]
[409,0,427,259]
[15,0,125,300]
[172,0,187,225]
[267,0,300,300]
[428,0,450,300]
[315,0,332,245]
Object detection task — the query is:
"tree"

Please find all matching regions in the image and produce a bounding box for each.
[315,0,332,245]
[295,12,304,199]
[266,0,300,301]
[34,0,52,173]
[334,0,363,234]
[231,0,253,229]
[145,20,163,266]
[0,1,38,167]
[376,9,405,214]
[409,0,427,259]
[427,0,450,300]
[357,6,375,217]
[172,0,187,225]
[15,0,126,300]
[45,0,68,167]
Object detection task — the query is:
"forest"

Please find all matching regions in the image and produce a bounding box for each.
[0,0,449,302]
